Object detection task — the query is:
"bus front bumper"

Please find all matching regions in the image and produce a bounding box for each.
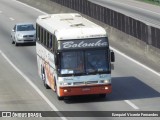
[59,84,112,97]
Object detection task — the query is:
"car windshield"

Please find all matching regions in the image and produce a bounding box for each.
[60,50,109,75]
[17,24,35,31]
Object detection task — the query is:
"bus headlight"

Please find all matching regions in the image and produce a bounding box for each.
[59,80,72,86]
[61,82,72,86]
[100,80,111,84]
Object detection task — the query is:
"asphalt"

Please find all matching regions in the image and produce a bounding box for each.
[0,53,52,111]
[0,0,160,120]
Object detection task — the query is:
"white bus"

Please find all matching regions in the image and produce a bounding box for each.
[36,13,115,100]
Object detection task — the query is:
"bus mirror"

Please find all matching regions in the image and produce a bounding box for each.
[111,50,115,62]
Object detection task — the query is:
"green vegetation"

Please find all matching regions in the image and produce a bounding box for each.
[137,0,160,6]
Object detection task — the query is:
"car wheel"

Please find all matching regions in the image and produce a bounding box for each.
[15,42,19,46]
[12,40,15,44]
[11,36,15,44]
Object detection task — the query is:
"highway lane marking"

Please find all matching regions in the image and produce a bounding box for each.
[13,0,46,15]
[111,46,160,109]
[14,0,160,110]
[9,17,15,21]
[124,100,139,110]
[111,47,160,77]
[0,50,68,120]
[106,0,160,16]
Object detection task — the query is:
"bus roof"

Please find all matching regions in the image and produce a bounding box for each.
[36,13,107,40]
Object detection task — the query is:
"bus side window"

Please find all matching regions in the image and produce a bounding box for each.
[49,35,53,51]
[46,32,49,48]
[52,35,56,52]
[38,25,40,41]
[40,28,43,43]
[43,30,46,45]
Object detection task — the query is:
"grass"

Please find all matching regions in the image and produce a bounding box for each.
[137,0,160,6]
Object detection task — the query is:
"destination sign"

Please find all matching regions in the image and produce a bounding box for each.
[59,38,108,50]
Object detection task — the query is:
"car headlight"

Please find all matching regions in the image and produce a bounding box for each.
[17,34,23,39]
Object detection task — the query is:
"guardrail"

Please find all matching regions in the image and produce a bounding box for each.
[140,0,160,4]
[51,0,160,49]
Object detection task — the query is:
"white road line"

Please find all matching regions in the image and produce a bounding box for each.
[111,47,160,77]
[111,46,160,109]
[14,0,46,15]
[110,0,160,16]
[124,100,139,110]
[9,17,15,21]
[0,50,68,120]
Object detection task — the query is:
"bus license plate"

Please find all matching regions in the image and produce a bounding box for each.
[82,88,90,91]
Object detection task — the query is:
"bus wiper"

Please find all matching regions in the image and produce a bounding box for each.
[87,69,97,75]
[72,71,85,76]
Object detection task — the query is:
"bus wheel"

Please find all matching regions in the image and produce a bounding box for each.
[43,77,50,89]
[99,94,106,98]
[57,95,64,100]
[54,80,57,92]
[42,71,50,89]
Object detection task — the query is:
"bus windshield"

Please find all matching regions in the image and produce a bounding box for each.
[85,50,108,73]
[60,50,109,75]
[60,51,85,74]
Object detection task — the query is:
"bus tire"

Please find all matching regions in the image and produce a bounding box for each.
[41,65,43,80]
[43,77,50,89]
[42,68,50,89]
[57,95,64,100]
[54,79,57,92]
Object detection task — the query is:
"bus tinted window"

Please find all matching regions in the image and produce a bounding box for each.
[85,50,109,73]
[60,51,84,75]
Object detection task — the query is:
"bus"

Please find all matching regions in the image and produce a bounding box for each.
[36,13,115,100]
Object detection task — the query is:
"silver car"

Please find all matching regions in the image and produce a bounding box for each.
[11,23,36,46]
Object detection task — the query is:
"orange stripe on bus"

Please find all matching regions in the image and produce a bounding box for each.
[59,84,112,97]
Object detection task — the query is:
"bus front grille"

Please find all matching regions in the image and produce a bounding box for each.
[73,81,98,85]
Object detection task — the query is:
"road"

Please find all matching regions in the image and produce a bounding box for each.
[0,0,160,120]
[91,0,160,27]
